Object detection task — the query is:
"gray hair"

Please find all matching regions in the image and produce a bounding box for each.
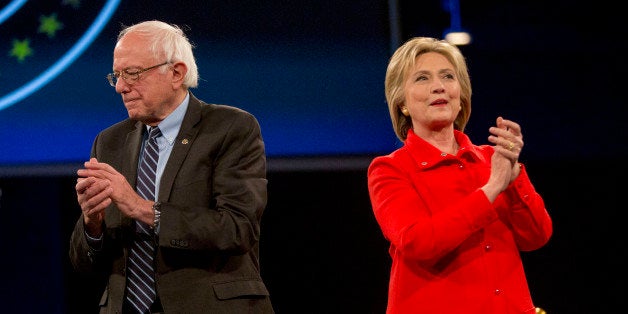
[118,20,199,88]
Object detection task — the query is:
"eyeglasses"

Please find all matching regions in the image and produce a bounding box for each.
[106,61,169,87]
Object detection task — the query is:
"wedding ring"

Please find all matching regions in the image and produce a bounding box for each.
[508,141,514,151]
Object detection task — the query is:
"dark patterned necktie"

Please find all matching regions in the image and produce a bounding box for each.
[126,126,161,313]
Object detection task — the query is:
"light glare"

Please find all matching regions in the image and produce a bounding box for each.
[445,32,471,45]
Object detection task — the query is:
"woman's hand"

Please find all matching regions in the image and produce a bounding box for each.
[482,117,525,201]
[489,116,523,182]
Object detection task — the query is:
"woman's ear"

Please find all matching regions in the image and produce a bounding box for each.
[401,106,409,116]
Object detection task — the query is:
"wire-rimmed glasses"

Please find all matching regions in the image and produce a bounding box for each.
[106,61,169,87]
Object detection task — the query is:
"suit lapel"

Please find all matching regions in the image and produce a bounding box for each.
[158,93,202,202]
[121,122,145,228]
[124,122,145,184]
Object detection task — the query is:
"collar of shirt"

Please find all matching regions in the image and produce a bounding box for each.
[404,129,488,170]
[153,92,189,146]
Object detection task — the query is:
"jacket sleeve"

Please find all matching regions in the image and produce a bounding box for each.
[68,214,112,274]
[498,163,553,251]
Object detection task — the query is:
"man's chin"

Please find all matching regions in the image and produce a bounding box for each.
[126,110,141,120]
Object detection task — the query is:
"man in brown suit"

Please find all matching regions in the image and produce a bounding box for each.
[69,20,273,313]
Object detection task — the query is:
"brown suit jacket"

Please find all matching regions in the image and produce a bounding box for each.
[69,93,274,313]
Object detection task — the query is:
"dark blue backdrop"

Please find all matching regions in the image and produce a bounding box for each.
[3,0,626,169]
[0,0,394,167]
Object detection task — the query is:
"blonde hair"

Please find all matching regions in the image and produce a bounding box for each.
[385,37,472,141]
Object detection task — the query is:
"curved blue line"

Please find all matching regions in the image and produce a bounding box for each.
[0,0,27,25]
[0,0,121,111]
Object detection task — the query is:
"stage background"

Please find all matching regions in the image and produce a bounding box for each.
[0,0,625,313]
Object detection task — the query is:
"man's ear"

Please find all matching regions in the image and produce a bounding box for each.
[171,62,188,87]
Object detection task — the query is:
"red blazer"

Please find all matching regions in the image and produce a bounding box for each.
[368,130,552,314]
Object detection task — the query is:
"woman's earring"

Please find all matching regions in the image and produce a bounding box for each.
[401,107,409,116]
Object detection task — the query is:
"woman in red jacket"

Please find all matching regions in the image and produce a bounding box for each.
[367,37,553,314]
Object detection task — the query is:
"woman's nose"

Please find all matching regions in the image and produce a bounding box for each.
[431,80,445,93]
